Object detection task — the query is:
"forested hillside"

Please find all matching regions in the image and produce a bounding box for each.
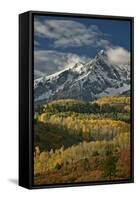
[34,96,131,184]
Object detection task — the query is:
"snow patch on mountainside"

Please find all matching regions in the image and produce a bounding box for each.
[98,84,130,97]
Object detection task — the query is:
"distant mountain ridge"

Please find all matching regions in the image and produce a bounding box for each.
[34,50,130,103]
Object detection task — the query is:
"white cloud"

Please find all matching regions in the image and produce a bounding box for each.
[34,70,44,79]
[34,19,109,48]
[34,50,90,78]
[34,40,40,46]
[96,39,111,48]
[106,47,130,65]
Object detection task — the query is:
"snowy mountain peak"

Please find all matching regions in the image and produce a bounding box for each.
[97,49,105,56]
[34,50,130,103]
[95,49,108,60]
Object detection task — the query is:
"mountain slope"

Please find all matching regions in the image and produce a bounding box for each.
[34,50,130,102]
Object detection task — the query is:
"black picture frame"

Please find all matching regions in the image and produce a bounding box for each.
[19,10,134,189]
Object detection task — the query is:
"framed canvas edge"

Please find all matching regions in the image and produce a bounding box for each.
[25,10,134,20]
[19,10,134,189]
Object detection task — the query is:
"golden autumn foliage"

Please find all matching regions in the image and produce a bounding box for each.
[34,96,131,184]
[39,114,129,141]
[34,131,130,175]
[93,96,130,105]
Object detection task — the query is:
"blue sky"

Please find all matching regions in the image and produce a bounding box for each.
[34,15,131,78]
